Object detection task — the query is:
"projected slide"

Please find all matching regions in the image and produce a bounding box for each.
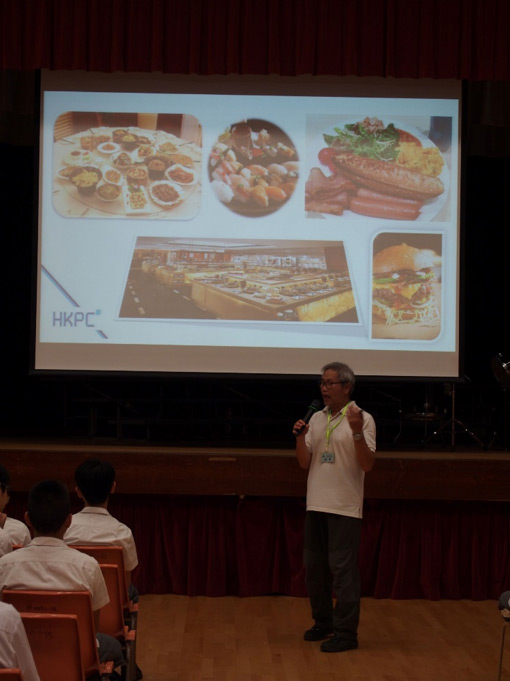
[305,115,449,222]
[371,233,442,340]
[119,239,357,323]
[209,119,298,217]
[52,113,202,219]
[36,75,460,376]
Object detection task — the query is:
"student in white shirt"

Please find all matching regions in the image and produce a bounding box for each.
[0,601,40,681]
[0,480,123,668]
[64,460,142,680]
[64,459,139,602]
[0,463,31,547]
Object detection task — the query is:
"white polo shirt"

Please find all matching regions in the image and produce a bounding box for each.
[0,601,40,681]
[305,402,376,518]
[0,528,13,558]
[0,537,109,611]
[4,517,31,547]
[64,506,138,572]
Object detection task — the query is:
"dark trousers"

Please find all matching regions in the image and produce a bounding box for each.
[303,510,362,642]
[129,582,139,603]
[96,632,124,666]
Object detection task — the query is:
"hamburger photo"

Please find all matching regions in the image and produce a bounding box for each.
[372,242,441,334]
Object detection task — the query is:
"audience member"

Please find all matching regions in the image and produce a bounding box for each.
[0,480,123,668]
[0,529,11,559]
[499,591,510,620]
[64,459,139,602]
[0,464,31,546]
[0,600,40,681]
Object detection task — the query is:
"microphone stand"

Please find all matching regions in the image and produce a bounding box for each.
[487,353,510,450]
[424,382,484,451]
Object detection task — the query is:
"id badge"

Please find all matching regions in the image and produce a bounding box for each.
[321,451,334,463]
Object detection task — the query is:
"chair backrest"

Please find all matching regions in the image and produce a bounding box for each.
[0,670,24,680]
[72,545,130,608]
[98,564,137,681]
[21,612,84,681]
[98,564,126,639]
[2,590,100,678]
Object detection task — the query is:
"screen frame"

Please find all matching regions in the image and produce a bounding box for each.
[33,70,463,380]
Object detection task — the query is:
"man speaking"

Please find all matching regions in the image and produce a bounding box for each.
[293,361,376,653]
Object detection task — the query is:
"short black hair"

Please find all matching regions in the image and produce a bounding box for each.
[75,459,116,505]
[27,480,71,533]
[0,464,10,493]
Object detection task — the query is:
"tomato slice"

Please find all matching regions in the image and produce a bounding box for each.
[318,147,338,173]
[318,147,336,164]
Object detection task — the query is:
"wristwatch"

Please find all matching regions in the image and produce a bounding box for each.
[352,432,364,440]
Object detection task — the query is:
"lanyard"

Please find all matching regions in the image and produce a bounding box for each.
[325,401,351,449]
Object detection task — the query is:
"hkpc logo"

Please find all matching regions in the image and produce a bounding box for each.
[52,309,101,327]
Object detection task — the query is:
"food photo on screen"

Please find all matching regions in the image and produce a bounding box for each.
[52,111,202,219]
[371,232,442,341]
[208,119,299,217]
[36,75,460,375]
[118,238,358,323]
[305,115,451,221]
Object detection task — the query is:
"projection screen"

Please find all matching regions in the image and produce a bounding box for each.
[35,71,462,377]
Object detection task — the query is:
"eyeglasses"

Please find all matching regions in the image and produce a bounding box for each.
[1,484,11,495]
[319,380,344,389]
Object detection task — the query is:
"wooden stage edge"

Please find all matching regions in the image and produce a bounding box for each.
[0,439,509,501]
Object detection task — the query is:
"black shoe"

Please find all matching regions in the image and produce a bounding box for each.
[320,635,358,653]
[303,624,334,641]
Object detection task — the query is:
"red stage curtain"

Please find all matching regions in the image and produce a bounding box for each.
[6,493,510,599]
[1,0,510,80]
[103,495,510,600]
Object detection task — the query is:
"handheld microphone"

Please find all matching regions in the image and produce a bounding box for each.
[294,399,322,436]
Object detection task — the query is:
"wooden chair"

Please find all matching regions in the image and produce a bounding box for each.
[0,670,24,680]
[2,590,113,679]
[20,613,84,681]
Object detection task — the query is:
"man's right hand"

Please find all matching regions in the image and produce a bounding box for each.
[293,419,308,437]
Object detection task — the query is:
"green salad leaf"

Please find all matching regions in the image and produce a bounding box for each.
[323,121,401,161]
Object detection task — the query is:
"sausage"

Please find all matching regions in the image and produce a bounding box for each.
[333,151,444,201]
[356,187,423,209]
[349,196,420,220]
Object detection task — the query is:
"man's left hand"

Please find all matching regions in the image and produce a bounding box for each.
[346,404,364,433]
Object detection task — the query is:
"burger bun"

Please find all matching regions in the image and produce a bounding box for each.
[373,243,437,274]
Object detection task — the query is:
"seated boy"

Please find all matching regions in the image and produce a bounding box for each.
[0,463,31,547]
[0,528,12,559]
[64,459,139,602]
[0,600,40,681]
[499,591,510,620]
[0,480,123,668]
